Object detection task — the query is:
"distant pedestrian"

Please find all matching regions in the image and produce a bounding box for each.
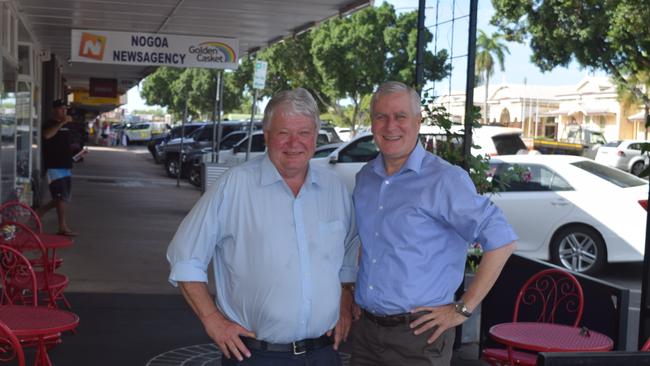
[36,99,77,236]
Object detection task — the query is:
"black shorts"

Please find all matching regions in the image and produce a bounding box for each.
[49,176,72,202]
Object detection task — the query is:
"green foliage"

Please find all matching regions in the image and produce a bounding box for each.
[491,0,650,108]
[140,67,250,120]
[140,4,450,129]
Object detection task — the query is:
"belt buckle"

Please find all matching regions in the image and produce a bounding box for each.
[292,341,306,355]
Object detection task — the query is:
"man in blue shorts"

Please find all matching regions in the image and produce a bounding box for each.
[37,99,77,236]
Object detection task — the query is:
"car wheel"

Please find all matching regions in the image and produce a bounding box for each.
[550,225,606,275]
[631,161,645,176]
[165,158,180,178]
[188,166,201,187]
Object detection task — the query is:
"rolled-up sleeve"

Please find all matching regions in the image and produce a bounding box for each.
[167,179,225,286]
[440,167,518,252]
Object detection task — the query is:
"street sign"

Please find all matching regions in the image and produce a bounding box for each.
[253,60,268,90]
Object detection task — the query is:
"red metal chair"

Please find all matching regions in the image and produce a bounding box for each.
[0,222,70,309]
[0,319,25,366]
[0,201,42,234]
[0,201,65,270]
[0,244,68,365]
[0,244,37,306]
[482,268,584,366]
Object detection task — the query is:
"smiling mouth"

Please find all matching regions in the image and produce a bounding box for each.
[382,135,401,141]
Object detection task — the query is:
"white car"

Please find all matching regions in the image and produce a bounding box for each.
[489,154,647,274]
[312,125,527,193]
[595,139,649,176]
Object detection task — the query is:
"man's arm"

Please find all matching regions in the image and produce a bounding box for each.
[179,281,255,361]
[43,116,71,140]
[409,242,516,343]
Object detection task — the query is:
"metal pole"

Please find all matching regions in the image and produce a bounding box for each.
[414,0,426,93]
[211,71,221,163]
[641,103,650,345]
[177,102,188,188]
[245,90,258,161]
[461,0,478,171]
[215,70,225,162]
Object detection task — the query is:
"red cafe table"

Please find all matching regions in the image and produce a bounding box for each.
[0,305,79,366]
[490,322,614,353]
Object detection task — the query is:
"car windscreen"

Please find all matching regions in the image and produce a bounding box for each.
[572,160,647,188]
[603,140,621,147]
[220,132,246,150]
[170,125,205,139]
[492,134,526,155]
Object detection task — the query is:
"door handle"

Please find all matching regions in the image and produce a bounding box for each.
[551,199,569,206]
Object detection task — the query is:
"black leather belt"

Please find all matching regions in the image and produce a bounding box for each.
[362,309,424,327]
[241,335,332,355]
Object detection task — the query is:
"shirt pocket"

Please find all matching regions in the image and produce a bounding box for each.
[317,220,346,262]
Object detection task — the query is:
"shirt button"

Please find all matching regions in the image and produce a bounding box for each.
[379,206,383,210]
[385,180,390,185]
[374,232,378,236]
[369,285,374,290]
[372,259,377,263]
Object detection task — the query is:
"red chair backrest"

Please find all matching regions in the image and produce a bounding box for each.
[642,338,650,351]
[0,201,42,234]
[513,268,584,326]
[0,319,25,366]
[0,222,50,273]
[0,244,37,306]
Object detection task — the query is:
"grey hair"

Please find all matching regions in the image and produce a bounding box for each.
[262,88,321,131]
[370,81,421,117]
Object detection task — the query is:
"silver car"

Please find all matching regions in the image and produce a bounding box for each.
[595,139,649,176]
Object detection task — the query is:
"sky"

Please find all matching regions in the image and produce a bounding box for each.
[124,0,602,112]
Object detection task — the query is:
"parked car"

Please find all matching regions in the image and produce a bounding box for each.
[312,125,528,193]
[594,139,649,176]
[162,121,260,177]
[149,122,208,163]
[488,154,647,274]
[185,129,335,186]
[314,142,343,158]
[123,123,155,144]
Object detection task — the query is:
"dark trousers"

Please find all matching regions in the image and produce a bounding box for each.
[221,345,341,366]
[350,312,455,366]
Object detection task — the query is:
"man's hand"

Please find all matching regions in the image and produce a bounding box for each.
[328,287,354,350]
[409,304,467,344]
[202,313,256,361]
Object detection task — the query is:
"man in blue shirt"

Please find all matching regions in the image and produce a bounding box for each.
[167,88,358,366]
[351,81,517,366]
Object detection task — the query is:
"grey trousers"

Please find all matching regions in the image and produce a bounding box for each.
[350,312,456,366]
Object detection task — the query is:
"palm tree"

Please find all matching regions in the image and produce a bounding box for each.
[475,30,510,125]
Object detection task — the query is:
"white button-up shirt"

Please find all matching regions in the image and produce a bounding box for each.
[167,154,358,343]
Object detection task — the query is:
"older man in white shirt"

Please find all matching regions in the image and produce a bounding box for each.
[167,88,358,366]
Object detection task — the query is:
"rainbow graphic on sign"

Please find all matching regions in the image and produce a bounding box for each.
[199,42,236,62]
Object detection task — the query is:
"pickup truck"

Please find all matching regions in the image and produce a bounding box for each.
[532,127,606,159]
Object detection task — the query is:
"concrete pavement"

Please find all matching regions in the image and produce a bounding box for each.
[36,144,485,365]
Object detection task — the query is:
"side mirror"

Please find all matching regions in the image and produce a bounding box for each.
[233,145,241,154]
[329,153,339,164]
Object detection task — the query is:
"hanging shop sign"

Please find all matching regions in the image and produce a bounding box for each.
[70,30,238,69]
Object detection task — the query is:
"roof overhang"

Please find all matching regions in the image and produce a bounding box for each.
[14,0,372,109]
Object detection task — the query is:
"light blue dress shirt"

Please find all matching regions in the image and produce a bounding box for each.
[167,154,358,343]
[353,143,517,315]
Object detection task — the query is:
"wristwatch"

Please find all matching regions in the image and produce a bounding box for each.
[454,301,472,318]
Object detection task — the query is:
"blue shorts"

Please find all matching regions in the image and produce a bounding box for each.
[49,176,72,202]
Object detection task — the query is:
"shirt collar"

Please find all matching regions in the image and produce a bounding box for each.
[260,153,320,189]
[371,141,426,177]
